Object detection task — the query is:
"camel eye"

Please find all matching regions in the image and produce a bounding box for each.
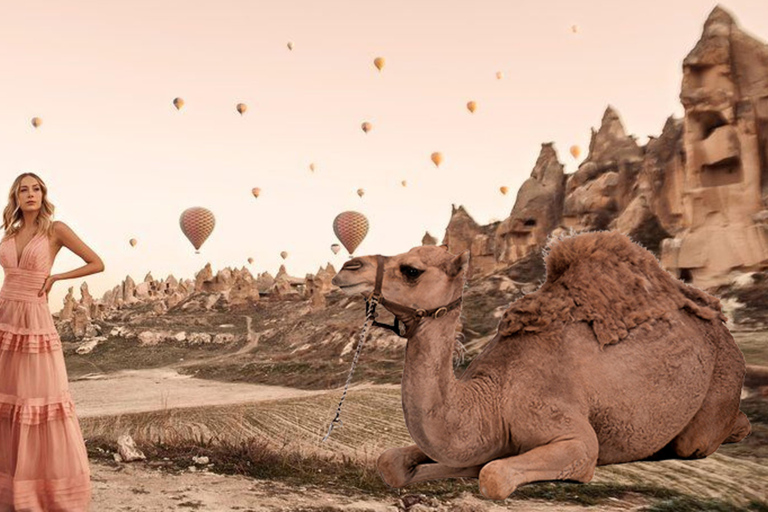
[400,265,424,279]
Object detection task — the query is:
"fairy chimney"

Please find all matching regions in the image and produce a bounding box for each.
[496,143,566,263]
[661,6,768,288]
[60,287,76,321]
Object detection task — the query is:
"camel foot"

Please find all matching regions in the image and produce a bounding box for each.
[378,445,482,488]
[478,461,523,500]
[723,411,751,444]
[378,445,429,488]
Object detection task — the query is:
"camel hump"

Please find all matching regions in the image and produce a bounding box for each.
[499,230,726,349]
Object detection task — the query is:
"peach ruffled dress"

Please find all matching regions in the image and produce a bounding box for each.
[0,232,91,511]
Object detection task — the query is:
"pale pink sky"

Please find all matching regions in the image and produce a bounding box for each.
[1,0,766,308]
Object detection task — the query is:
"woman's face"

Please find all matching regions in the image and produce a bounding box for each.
[17,176,43,213]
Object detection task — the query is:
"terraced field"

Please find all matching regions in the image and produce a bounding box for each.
[80,386,768,506]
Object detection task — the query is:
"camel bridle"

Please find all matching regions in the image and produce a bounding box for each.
[364,255,463,339]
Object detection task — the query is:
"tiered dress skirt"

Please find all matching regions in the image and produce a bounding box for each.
[0,265,91,511]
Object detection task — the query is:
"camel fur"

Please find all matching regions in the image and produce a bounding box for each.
[331,230,751,500]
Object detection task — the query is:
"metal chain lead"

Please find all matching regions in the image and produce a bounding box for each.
[322,295,379,442]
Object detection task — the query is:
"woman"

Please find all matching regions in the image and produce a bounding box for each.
[0,173,103,511]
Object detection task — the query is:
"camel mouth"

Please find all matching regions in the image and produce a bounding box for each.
[336,282,372,296]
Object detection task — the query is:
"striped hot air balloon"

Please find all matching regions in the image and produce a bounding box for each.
[180,207,215,253]
[333,211,369,255]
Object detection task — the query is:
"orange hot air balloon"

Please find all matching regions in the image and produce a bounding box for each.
[309,163,316,172]
[570,145,581,159]
[496,71,504,80]
[236,103,247,115]
[252,187,261,198]
[280,251,288,260]
[467,101,477,113]
[431,152,443,168]
[333,211,369,255]
[331,243,341,255]
[248,257,254,264]
[401,180,407,187]
[173,97,184,110]
[180,207,215,253]
[357,188,365,198]
[287,41,294,50]
[571,25,579,34]
[361,122,372,133]
[31,117,42,128]
[129,238,137,247]
[500,186,509,195]
[373,57,385,71]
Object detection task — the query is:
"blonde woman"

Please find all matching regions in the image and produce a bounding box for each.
[0,173,103,511]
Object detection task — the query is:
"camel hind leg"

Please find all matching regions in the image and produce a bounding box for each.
[723,410,751,444]
[658,334,750,459]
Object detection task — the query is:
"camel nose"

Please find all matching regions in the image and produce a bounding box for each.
[341,258,364,271]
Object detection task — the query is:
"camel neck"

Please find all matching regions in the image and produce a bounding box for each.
[400,307,462,450]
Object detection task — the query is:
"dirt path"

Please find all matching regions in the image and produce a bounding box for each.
[70,368,326,418]
[90,460,643,512]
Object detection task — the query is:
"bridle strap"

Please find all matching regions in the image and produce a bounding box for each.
[364,254,463,338]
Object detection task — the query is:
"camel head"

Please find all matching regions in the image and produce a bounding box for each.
[332,245,470,321]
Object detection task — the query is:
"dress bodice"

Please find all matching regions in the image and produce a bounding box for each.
[0,233,51,303]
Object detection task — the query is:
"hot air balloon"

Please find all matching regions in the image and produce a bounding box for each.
[401,180,407,187]
[361,122,372,133]
[179,207,215,253]
[248,257,254,264]
[252,187,261,198]
[431,152,443,168]
[333,211,369,255]
[331,244,341,255]
[500,186,509,195]
[496,71,504,80]
[287,41,294,50]
[129,238,137,247]
[357,188,365,198]
[571,24,579,34]
[236,103,247,115]
[173,97,184,110]
[374,57,385,71]
[31,117,42,128]
[309,163,316,172]
[280,251,288,260]
[570,145,581,159]
[467,101,477,113]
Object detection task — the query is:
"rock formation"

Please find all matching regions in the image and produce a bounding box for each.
[660,6,768,288]
[442,7,768,290]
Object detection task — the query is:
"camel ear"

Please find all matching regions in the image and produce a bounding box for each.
[447,251,470,277]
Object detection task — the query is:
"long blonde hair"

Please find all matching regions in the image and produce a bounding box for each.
[2,173,56,240]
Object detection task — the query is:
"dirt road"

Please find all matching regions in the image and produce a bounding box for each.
[70,368,325,418]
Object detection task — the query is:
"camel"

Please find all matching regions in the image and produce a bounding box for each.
[330,230,751,500]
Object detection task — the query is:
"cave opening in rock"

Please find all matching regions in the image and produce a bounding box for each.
[701,157,742,187]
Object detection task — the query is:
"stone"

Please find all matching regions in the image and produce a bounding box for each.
[117,435,146,462]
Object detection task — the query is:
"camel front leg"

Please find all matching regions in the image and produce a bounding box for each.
[478,434,599,500]
[378,445,483,488]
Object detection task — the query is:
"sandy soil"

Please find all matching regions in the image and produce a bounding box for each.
[71,368,327,418]
[90,461,642,512]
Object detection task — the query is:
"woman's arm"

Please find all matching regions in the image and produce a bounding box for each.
[39,221,105,297]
